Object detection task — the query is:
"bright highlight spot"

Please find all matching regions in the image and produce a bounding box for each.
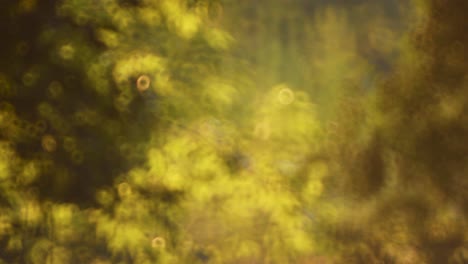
[136,75,151,93]
[151,236,166,249]
[277,87,295,105]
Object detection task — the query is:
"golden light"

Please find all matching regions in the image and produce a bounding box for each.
[59,44,75,60]
[151,236,166,249]
[277,87,295,105]
[118,182,132,198]
[136,75,151,93]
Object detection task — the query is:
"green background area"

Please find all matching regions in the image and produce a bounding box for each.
[0,0,467,263]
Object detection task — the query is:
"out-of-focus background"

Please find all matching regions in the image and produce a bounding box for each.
[0,0,467,263]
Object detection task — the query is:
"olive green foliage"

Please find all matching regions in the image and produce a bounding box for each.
[323,1,468,263]
[0,0,467,263]
[0,0,327,263]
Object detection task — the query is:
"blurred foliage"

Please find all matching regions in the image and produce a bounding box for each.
[0,0,466,263]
